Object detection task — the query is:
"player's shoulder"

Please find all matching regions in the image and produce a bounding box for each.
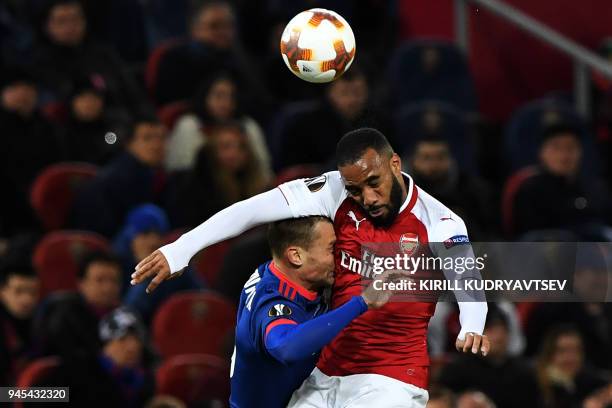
[411,183,468,240]
[248,267,295,310]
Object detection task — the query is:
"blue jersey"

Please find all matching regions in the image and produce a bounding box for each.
[229,261,327,408]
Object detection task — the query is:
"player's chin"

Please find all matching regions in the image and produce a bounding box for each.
[370,208,395,227]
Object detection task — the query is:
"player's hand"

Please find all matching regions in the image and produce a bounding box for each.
[131,250,180,294]
[455,333,490,356]
[362,270,411,309]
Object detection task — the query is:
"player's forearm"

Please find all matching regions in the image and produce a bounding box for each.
[457,301,488,340]
[265,296,368,364]
[160,188,293,273]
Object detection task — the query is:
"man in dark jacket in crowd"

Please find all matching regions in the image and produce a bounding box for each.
[35,251,121,360]
[0,261,40,385]
[277,68,392,170]
[43,307,155,407]
[153,0,267,110]
[512,123,612,239]
[0,65,64,237]
[70,117,167,237]
[438,305,541,408]
[407,135,496,239]
[32,0,146,117]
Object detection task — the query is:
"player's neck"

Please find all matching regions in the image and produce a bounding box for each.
[399,174,408,203]
[271,259,317,293]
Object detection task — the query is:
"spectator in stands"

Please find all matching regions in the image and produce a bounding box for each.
[116,203,204,321]
[168,122,269,228]
[153,0,267,110]
[512,123,612,239]
[32,0,146,117]
[426,386,455,408]
[536,326,610,408]
[0,65,64,237]
[277,67,392,170]
[164,72,272,181]
[63,74,123,164]
[44,307,155,407]
[438,305,540,408]
[70,117,168,237]
[113,204,169,283]
[0,262,40,385]
[525,244,612,369]
[35,251,121,360]
[406,134,496,239]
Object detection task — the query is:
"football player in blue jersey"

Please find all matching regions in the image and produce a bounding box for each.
[230,216,398,408]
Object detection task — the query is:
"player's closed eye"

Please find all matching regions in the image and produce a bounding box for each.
[346,188,361,197]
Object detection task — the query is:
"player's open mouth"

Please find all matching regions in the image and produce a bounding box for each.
[369,208,385,217]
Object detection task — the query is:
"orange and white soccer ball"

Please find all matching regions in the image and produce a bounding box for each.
[280,8,356,83]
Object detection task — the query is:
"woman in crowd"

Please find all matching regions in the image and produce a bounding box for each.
[164,72,272,183]
[537,326,611,408]
[168,122,269,228]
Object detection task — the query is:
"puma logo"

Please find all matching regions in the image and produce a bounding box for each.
[348,211,366,231]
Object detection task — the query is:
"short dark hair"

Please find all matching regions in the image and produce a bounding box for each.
[267,216,330,258]
[540,122,581,146]
[0,263,37,286]
[123,115,163,143]
[190,0,233,27]
[77,251,121,280]
[336,127,393,167]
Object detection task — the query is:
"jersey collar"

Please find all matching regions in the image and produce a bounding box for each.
[399,172,418,214]
[269,261,319,301]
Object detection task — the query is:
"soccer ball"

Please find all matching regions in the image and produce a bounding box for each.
[280,8,356,83]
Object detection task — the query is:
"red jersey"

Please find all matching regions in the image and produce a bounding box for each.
[279,171,472,389]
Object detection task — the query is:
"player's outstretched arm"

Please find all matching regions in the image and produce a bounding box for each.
[131,188,293,293]
[131,172,344,293]
[264,271,404,364]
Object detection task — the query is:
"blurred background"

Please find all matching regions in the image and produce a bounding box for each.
[0,0,611,407]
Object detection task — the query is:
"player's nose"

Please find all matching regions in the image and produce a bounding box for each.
[362,187,378,207]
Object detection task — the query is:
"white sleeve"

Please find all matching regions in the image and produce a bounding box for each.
[159,171,346,274]
[430,216,488,339]
[277,171,347,220]
[159,188,293,273]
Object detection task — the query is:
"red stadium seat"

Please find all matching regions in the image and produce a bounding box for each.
[274,164,320,186]
[33,231,111,297]
[145,39,183,104]
[14,356,61,408]
[153,291,236,359]
[16,356,61,387]
[193,241,233,286]
[157,100,190,130]
[501,166,541,237]
[30,162,98,231]
[156,354,230,407]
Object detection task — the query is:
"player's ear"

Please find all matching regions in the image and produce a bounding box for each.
[390,153,402,176]
[285,246,304,267]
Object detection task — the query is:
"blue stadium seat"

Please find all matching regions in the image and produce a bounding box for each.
[395,100,476,174]
[387,39,478,111]
[504,98,599,175]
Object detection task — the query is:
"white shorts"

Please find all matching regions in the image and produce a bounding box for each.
[287,368,429,408]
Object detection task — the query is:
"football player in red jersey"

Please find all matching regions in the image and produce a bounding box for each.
[132,128,489,407]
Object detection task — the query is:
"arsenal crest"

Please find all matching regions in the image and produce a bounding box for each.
[399,233,419,256]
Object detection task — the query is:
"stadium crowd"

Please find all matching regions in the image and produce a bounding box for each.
[0,0,611,407]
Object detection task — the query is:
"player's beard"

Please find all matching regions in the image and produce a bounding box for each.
[369,175,404,228]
